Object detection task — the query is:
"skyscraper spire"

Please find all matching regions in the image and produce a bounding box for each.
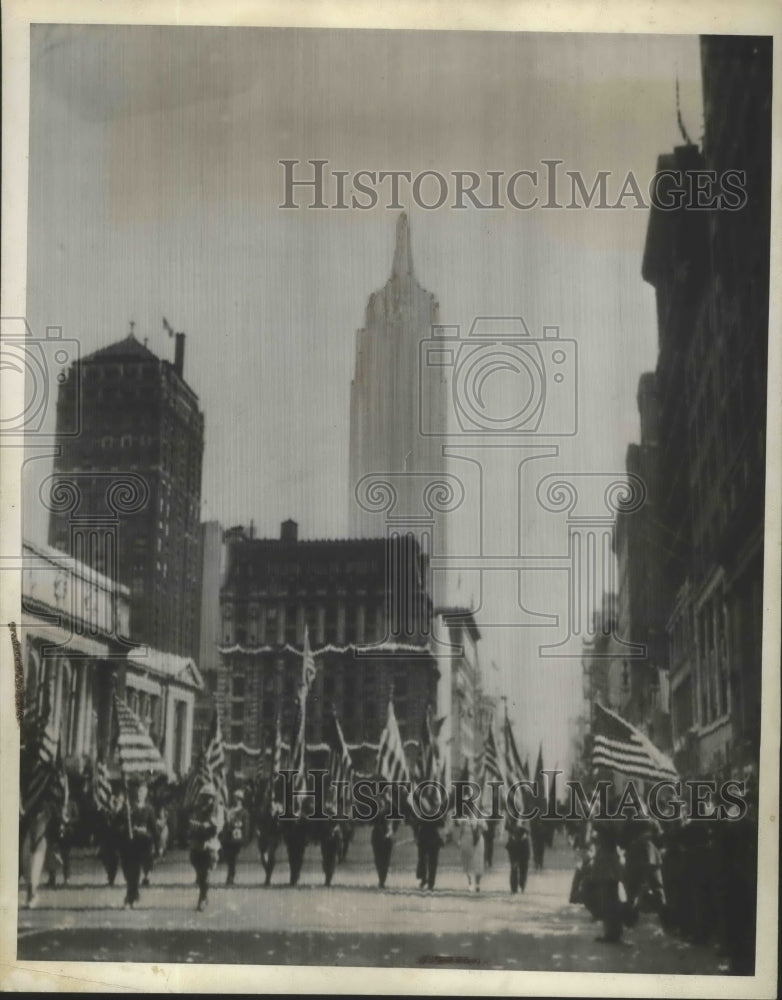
[392,212,414,279]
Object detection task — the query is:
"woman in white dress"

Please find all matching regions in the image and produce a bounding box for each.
[457,815,488,892]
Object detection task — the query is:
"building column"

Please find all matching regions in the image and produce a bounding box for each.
[317,604,326,645]
[337,599,346,645]
[356,603,365,644]
[183,693,194,773]
[75,663,89,758]
[164,692,176,774]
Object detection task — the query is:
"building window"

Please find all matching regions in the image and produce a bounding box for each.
[325,603,338,643]
[231,700,244,721]
[121,434,132,448]
[266,607,278,643]
[285,605,298,644]
[232,674,245,699]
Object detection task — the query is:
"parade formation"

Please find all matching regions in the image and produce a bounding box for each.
[18,622,758,976]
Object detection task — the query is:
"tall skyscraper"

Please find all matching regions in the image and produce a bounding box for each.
[348,213,449,539]
[48,326,204,660]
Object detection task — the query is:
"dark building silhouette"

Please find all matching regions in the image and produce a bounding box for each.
[49,327,205,661]
[640,36,770,779]
[216,521,439,775]
[613,372,670,749]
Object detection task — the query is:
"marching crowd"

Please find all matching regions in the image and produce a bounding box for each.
[20,762,759,976]
[24,769,557,911]
[567,775,759,975]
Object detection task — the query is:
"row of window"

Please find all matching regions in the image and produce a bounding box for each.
[223,600,429,647]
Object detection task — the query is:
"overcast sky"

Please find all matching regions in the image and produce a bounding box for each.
[25,25,703,774]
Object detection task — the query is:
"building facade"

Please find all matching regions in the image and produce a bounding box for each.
[348,213,449,541]
[434,608,485,779]
[193,519,227,750]
[216,521,439,776]
[637,36,770,780]
[48,328,204,661]
[612,372,671,752]
[21,540,202,778]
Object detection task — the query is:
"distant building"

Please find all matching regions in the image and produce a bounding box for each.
[48,327,204,661]
[21,540,202,777]
[581,592,628,719]
[216,520,439,776]
[348,213,449,540]
[434,608,484,779]
[193,520,227,750]
[639,36,770,779]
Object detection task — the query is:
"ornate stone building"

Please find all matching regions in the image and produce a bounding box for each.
[21,539,202,777]
[216,521,439,776]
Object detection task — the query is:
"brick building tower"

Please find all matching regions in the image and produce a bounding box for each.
[48,326,204,660]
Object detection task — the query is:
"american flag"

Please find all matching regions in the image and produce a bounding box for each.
[591,701,678,782]
[534,744,544,785]
[377,697,410,785]
[503,714,526,788]
[184,749,212,810]
[92,757,113,814]
[114,694,168,780]
[290,688,308,812]
[20,681,62,819]
[325,709,353,806]
[480,723,505,788]
[203,709,228,804]
[414,705,445,784]
[184,709,229,808]
[301,625,317,693]
[255,714,283,798]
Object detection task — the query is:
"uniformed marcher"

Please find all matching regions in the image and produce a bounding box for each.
[97,791,125,886]
[415,818,444,891]
[282,813,309,887]
[45,795,79,888]
[585,819,626,943]
[188,785,224,911]
[506,815,531,894]
[119,781,157,909]
[221,788,249,886]
[319,803,344,887]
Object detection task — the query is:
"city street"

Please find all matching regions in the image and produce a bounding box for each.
[17,831,726,973]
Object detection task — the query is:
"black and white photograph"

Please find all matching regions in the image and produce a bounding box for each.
[1,1,779,995]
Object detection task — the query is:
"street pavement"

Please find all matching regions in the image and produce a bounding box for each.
[17,829,727,973]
